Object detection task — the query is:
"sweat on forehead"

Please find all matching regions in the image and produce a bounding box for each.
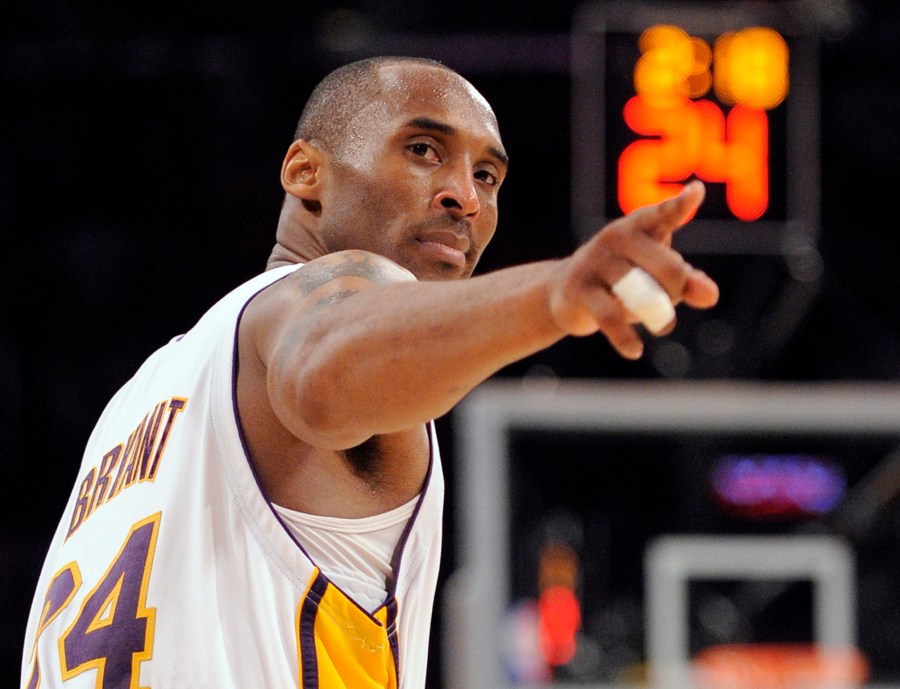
[379,63,495,119]
[293,56,495,156]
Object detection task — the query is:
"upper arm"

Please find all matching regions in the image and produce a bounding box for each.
[240,250,417,448]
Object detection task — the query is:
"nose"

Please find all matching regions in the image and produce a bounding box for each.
[432,167,480,219]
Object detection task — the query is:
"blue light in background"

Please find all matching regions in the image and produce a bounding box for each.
[709,454,846,518]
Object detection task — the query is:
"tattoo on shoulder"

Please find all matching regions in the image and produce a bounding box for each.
[295,251,401,297]
[315,290,357,308]
[329,251,400,283]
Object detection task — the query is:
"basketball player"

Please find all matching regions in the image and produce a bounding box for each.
[20,56,718,688]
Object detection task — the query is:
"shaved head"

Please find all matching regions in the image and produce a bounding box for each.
[294,56,488,160]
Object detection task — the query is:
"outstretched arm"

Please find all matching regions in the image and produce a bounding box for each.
[242,181,718,450]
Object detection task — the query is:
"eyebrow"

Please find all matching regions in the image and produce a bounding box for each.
[404,116,509,168]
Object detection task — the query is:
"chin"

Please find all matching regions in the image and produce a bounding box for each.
[400,247,476,281]
[414,264,469,282]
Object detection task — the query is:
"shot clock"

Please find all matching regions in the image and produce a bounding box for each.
[571,0,820,255]
[619,24,786,222]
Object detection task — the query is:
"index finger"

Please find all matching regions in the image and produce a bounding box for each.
[627,180,706,243]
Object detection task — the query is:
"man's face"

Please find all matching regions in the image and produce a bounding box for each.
[316,64,508,281]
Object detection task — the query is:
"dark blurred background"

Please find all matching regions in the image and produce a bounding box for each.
[3,0,899,686]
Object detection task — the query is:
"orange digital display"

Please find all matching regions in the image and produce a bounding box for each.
[617,25,788,221]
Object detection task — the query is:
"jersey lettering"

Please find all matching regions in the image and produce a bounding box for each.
[67,398,186,538]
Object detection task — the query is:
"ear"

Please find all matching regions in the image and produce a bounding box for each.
[280,139,326,201]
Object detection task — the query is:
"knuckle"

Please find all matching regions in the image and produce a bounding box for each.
[602,222,633,247]
[594,304,624,332]
[658,256,692,288]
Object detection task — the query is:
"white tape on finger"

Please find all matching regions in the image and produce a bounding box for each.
[611,267,675,334]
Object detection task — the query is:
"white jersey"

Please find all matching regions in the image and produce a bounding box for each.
[21,264,445,689]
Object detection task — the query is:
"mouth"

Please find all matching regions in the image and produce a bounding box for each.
[415,231,471,269]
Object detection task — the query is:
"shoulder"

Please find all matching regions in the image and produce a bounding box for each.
[244,251,415,331]
[288,250,417,292]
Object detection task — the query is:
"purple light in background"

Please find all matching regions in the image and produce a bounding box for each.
[709,454,846,518]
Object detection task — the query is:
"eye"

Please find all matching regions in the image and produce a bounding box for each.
[475,168,499,186]
[408,142,440,162]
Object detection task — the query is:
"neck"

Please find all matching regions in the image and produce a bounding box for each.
[265,243,307,271]
[267,197,327,270]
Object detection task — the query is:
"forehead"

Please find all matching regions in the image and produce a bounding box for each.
[371,64,503,146]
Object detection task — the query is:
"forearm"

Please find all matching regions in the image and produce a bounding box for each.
[273,259,566,447]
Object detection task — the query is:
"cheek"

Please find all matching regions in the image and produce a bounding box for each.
[357,172,421,222]
[475,202,499,245]
[331,180,397,244]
